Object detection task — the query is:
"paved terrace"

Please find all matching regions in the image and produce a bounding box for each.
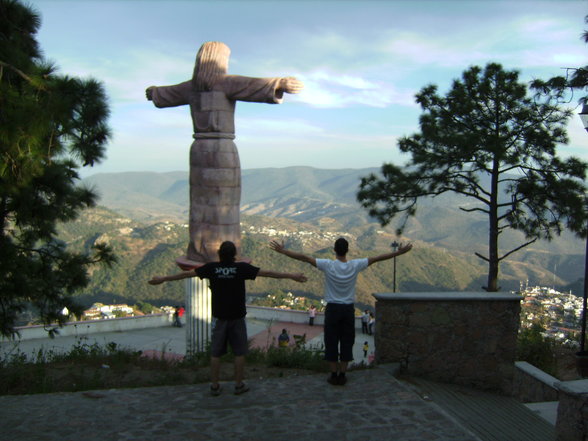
[0,319,557,441]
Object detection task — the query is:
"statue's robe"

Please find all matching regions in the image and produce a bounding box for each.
[150,75,285,263]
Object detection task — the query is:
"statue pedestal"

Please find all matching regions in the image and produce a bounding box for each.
[185,277,212,356]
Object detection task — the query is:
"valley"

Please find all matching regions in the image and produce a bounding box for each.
[65,168,586,309]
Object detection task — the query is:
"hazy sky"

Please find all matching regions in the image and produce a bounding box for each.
[28,0,588,176]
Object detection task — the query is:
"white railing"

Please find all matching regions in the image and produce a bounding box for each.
[2,305,365,342]
[246,305,364,329]
[1,313,172,342]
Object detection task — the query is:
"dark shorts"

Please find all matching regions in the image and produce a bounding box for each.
[324,303,355,362]
[210,317,248,357]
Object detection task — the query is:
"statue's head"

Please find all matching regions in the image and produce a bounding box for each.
[194,41,230,91]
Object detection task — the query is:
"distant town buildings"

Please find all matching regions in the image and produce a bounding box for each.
[74,283,583,351]
[245,224,352,246]
[83,303,135,320]
[518,285,583,347]
[80,303,175,321]
[248,291,324,311]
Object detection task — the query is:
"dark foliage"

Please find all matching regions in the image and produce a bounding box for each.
[0,0,115,336]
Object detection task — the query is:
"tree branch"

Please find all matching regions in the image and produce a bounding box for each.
[460,206,489,214]
[0,60,43,89]
[498,238,538,262]
[475,252,489,262]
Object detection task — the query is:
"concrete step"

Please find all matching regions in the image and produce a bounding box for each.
[398,376,557,441]
[524,401,558,426]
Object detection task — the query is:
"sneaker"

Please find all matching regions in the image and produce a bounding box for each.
[234,383,250,395]
[327,373,339,386]
[210,384,222,396]
[338,373,347,385]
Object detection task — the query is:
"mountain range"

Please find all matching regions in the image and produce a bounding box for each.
[70,167,586,307]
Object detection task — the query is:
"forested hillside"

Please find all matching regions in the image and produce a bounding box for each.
[82,168,584,256]
[57,205,583,311]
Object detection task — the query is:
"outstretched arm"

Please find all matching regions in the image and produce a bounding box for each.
[269,240,317,267]
[257,270,307,283]
[148,270,197,285]
[145,81,191,108]
[367,243,413,266]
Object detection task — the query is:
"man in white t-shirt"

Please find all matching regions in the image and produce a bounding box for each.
[270,238,412,385]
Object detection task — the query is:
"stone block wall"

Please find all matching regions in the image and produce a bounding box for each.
[513,361,559,403]
[374,292,521,395]
[556,380,588,441]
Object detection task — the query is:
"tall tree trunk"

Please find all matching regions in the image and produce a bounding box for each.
[0,196,7,237]
[486,159,500,292]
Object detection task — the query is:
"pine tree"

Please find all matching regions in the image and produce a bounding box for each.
[0,0,115,336]
[357,63,587,292]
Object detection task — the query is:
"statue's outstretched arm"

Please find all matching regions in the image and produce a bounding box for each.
[221,75,304,103]
[145,80,191,108]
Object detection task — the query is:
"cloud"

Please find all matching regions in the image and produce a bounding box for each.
[58,9,586,114]
[31,0,587,177]
[237,117,325,137]
[237,130,403,170]
[367,11,586,75]
[294,69,414,108]
[54,47,195,102]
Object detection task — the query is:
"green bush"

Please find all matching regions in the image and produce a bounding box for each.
[264,345,325,371]
[517,323,557,376]
[135,301,155,315]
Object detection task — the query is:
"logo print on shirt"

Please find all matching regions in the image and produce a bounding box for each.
[215,267,237,279]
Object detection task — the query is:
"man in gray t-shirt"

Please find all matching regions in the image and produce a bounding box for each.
[270,238,412,385]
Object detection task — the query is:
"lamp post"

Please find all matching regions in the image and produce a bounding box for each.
[577,104,588,376]
[391,241,399,292]
[580,205,588,353]
[580,103,588,133]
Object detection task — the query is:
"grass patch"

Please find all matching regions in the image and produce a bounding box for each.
[0,337,331,395]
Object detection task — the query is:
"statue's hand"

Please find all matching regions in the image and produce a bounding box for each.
[280,77,304,94]
[145,86,155,101]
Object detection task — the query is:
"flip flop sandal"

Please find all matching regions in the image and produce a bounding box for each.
[210,384,222,396]
[234,383,250,395]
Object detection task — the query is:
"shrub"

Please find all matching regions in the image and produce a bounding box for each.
[517,323,557,376]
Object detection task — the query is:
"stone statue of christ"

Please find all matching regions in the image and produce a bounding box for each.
[146,41,303,265]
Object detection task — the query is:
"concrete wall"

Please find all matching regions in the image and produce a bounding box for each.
[2,305,366,343]
[556,380,588,441]
[245,305,364,329]
[374,292,521,395]
[512,361,560,403]
[1,314,172,342]
[247,305,322,325]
